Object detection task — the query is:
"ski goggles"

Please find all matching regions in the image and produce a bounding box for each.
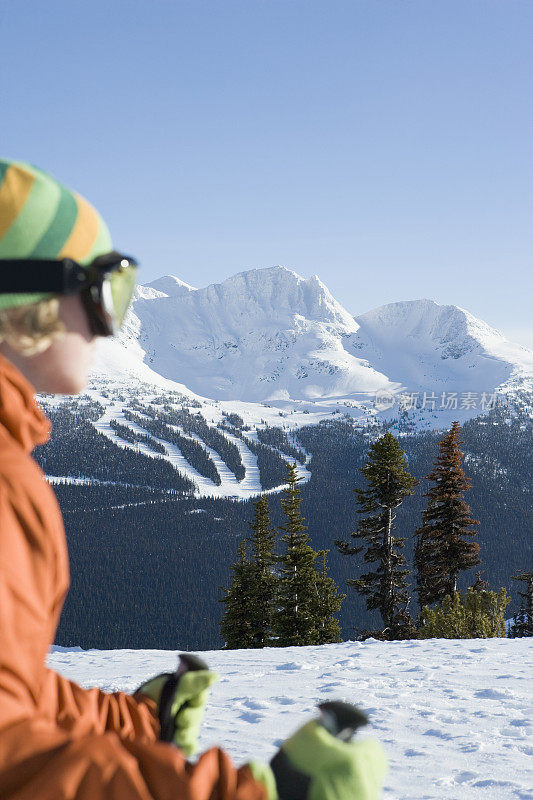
[0,251,138,337]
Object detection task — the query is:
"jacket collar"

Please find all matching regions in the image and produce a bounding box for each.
[0,352,51,451]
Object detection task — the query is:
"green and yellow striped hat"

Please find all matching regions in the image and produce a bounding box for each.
[0,159,113,310]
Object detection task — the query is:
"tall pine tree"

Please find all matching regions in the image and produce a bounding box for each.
[246,495,278,647]
[414,421,480,609]
[275,463,320,646]
[219,541,255,649]
[336,432,417,640]
[274,462,344,646]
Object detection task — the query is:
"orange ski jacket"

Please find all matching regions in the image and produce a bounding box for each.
[0,353,267,800]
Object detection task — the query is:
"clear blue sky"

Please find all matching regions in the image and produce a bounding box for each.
[2,0,532,345]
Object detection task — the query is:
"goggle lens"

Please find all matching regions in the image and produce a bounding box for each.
[82,254,138,336]
[108,260,138,328]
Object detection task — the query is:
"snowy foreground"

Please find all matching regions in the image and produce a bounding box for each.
[48,639,532,800]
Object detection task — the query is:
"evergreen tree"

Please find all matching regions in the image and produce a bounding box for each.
[219,541,255,649]
[336,433,417,640]
[246,495,278,647]
[508,571,533,638]
[415,421,480,609]
[275,462,343,646]
[419,587,510,639]
[312,550,345,644]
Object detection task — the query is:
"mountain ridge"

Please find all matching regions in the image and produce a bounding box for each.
[91,265,532,414]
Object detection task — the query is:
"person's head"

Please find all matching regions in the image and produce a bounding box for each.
[0,160,137,393]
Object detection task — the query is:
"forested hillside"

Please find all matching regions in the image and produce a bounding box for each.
[34,402,532,649]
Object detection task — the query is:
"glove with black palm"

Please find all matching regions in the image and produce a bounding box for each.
[135,653,218,757]
[248,701,387,800]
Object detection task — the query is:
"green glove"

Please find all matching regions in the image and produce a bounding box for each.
[135,653,219,757]
[250,702,388,800]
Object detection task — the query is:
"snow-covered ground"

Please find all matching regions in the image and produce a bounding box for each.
[48,638,533,800]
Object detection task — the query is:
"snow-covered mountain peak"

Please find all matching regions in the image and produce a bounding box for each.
[197,265,358,330]
[93,267,532,415]
[146,275,197,296]
[355,298,518,356]
[352,298,533,394]
[103,265,387,401]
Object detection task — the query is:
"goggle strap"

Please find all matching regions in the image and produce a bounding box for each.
[0,259,87,295]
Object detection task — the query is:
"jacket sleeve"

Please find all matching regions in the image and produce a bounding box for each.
[0,721,268,800]
[42,668,161,741]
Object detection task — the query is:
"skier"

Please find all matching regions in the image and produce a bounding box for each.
[0,158,387,799]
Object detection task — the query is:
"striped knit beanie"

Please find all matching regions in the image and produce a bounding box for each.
[0,159,112,310]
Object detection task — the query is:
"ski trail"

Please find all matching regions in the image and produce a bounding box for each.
[242,430,312,484]
[70,394,312,500]
[91,404,280,499]
[218,429,262,492]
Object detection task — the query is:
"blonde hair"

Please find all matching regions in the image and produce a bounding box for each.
[0,299,65,356]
